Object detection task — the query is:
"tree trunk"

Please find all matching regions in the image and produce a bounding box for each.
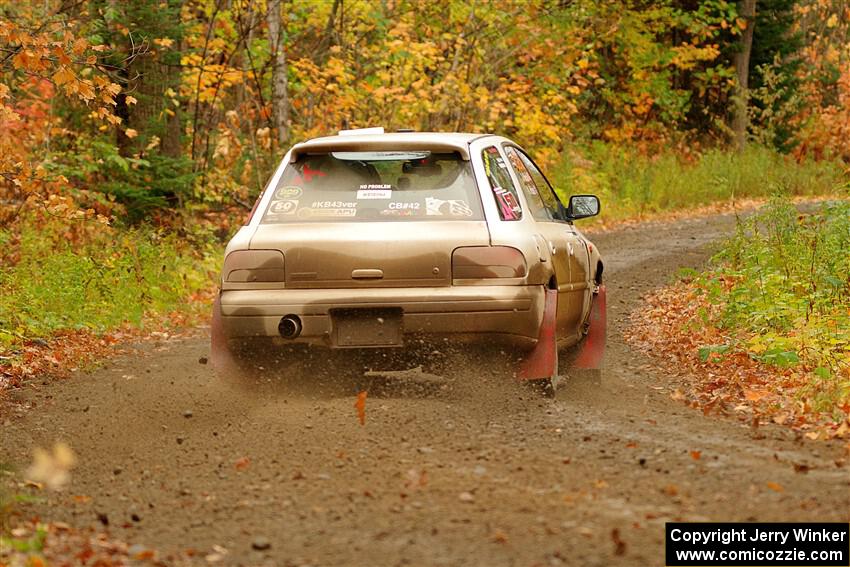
[732,0,757,153]
[267,0,289,147]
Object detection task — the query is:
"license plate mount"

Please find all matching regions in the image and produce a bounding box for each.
[331,308,403,347]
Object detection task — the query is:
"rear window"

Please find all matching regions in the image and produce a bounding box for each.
[261,151,484,223]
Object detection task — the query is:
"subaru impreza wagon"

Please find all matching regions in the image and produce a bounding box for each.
[211,128,606,391]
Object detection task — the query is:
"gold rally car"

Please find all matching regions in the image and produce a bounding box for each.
[211,128,606,391]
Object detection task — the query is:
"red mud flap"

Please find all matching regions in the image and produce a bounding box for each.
[518,289,558,381]
[574,285,607,369]
[210,294,236,373]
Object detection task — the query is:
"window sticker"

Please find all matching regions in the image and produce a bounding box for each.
[493,187,521,220]
[380,208,417,217]
[297,207,357,218]
[310,200,357,209]
[269,200,298,215]
[482,146,523,221]
[357,184,392,200]
[387,202,421,210]
[426,197,474,217]
[275,186,303,199]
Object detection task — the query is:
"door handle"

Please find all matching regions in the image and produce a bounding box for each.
[351,269,384,279]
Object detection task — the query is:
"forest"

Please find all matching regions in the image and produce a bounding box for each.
[0,0,848,396]
[2,1,850,564]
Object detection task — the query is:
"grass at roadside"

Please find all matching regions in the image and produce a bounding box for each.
[628,196,850,438]
[0,214,221,386]
[552,144,847,221]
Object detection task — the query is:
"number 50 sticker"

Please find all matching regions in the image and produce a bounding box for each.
[270,200,298,215]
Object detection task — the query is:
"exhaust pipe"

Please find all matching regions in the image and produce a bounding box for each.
[278,315,302,339]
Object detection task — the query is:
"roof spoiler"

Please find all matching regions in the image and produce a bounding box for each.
[338,127,385,136]
[290,137,471,162]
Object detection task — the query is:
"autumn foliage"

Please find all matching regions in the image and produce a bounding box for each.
[628,198,850,439]
[1,0,849,386]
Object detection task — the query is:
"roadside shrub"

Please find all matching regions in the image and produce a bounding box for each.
[550,143,847,220]
[0,214,218,352]
[698,196,850,414]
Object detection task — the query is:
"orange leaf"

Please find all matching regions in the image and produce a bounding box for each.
[53,66,74,86]
[77,81,95,101]
[72,37,88,55]
[766,481,784,492]
[234,457,250,471]
[354,390,367,426]
[690,450,702,460]
[744,389,768,402]
[53,46,71,65]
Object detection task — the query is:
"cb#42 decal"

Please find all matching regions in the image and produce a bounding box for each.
[388,202,421,210]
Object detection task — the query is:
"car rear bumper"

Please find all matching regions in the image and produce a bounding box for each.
[218,285,545,347]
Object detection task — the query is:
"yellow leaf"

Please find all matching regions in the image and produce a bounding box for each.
[125,128,138,139]
[125,95,138,105]
[72,37,88,55]
[53,66,74,86]
[77,81,95,101]
[53,46,71,65]
[826,14,838,28]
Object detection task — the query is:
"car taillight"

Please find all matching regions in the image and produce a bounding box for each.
[452,246,527,279]
[223,250,285,282]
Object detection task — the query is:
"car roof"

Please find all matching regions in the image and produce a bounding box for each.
[289,131,495,162]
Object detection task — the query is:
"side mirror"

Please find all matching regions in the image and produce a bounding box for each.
[566,195,600,220]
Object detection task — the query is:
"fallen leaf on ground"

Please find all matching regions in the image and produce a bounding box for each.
[766,481,784,492]
[690,450,702,460]
[744,389,768,402]
[26,442,76,490]
[611,528,627,555]
[354,390,367,425]
[234,457,250,471]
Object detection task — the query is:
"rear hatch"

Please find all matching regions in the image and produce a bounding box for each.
[250,221,490,288]
[251,148,491,288]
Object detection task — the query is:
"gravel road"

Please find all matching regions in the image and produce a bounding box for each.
[3,213,848,567]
